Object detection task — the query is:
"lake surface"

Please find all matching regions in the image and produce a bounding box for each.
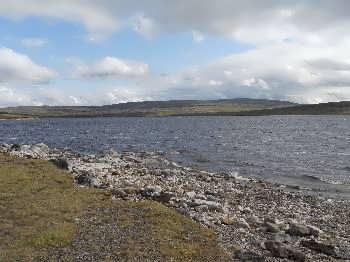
[1,116,350,198]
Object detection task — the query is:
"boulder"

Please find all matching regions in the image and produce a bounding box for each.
[301,240,339,258]
[185,191,197,199]
[236,218,250,229]
[0,143,10,152]
[287,222,310,237]
[192,199,224,212]
[90,177,105,188]
[234,250,264,261]
[246,215,262,226]
[75,171,92,186]
[272,233,292,244]
[10,144,21,151]
[141,185,163,198]
[111,189,128,199]
[33,143,50,153]
[50,158,69,170]
[265,222,281,233]
[307,225,322,237]
[153,192,175,203]
[265,240,305,261]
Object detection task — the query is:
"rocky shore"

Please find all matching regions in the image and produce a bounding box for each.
[1,143,349,261]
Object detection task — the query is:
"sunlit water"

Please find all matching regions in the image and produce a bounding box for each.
[1,116,350,198]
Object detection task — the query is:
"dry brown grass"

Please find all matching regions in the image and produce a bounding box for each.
[0,153,230,261]
[0,113,33,120]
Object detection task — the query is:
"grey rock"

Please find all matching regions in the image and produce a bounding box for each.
[75,172,92,186]
[141,185,163,197]
[50,158,69,170]
[90,177,104,188]
[265,222,280,233]
[33,143,50,153]
[236,218,250,229]
[192,199,224,212]
[272,233,292,243]
[287,222,310,237]
[247,215,262,226]
[264,217,277,224]
[265,240,305,261]
[153,191,175,203]
[301,240,339,258]
[307,225,322,237]
[10,144,21,151]
[111,189,128,198]
[0,143,10,151]
[195,205,209,213]
[185,191,196,199]
[242,207,253,214]
[234,250,264,261]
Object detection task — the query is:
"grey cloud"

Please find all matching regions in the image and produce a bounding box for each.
[306,59,350,71]
[1,1,350,43]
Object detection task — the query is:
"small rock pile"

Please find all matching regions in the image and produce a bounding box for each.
[1,143,349,261]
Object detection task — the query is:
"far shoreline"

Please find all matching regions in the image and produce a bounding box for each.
[2,99,350,118]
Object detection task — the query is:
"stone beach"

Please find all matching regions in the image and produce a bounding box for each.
[1,143,349,261]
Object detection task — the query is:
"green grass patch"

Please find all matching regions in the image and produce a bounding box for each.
[0,153,107,261]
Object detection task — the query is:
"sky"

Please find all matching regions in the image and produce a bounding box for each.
[1,1,350,107]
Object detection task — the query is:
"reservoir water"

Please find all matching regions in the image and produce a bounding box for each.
[1,115,350,197]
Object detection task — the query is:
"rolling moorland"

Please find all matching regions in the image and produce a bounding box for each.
[0,98,295,118]
[2,99,350,119]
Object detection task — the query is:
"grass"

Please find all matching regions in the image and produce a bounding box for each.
[0,113,33,120]
[0,153,229,261]
[0,153,107,260]
[151,204,225,260]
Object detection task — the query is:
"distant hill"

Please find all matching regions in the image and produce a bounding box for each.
[1,98,296,118]
[3,99,350,118]
[229,101,350,116]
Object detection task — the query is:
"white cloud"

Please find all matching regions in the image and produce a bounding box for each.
[2,1,350,105]
[0,85,154,107]
[192,31,205,43]
[72,57,149,79]
[153,40,350,103]
[21,38,47,48]
[0,86,31,106]
[0,47,57,83]
[2,1,350,43]
[106,88,152,104]
[0,1,119,41]
[130,14,158,39]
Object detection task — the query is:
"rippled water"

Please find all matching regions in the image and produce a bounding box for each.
[1,116,350,197]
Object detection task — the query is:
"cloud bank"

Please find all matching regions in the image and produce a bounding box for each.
[1,1,350,106]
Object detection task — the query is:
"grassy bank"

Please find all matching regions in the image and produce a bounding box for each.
[0,113,33,120]
[0,153,229,261]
